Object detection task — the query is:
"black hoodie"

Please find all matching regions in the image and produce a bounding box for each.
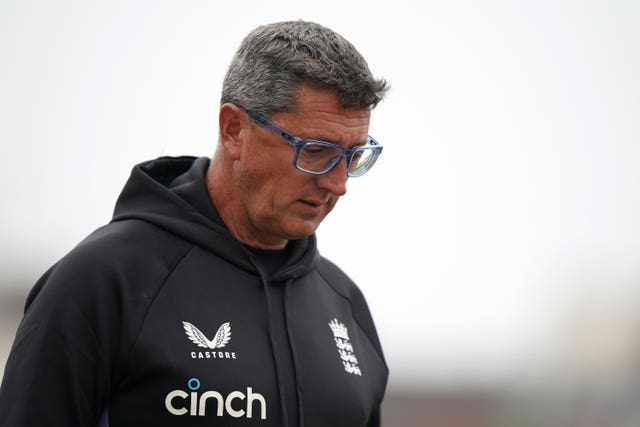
[0,156,388,427]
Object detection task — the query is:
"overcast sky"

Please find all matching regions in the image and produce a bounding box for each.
[2,0,640,391]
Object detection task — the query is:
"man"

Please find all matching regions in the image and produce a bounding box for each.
[0,20,389,426]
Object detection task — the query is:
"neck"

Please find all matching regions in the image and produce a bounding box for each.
[205,159,288,250]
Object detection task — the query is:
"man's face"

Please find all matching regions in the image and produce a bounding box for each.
[234,85,371,249]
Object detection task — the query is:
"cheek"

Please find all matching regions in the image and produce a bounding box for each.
[237,144,305,212]
[237,146,274,188]
[238,162,290,213]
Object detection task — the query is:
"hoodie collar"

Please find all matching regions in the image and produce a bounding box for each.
[112,156,318,280]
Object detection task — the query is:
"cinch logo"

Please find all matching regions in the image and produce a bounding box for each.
[165,377,267,420]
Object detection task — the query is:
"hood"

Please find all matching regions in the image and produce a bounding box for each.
[111,156,318,281]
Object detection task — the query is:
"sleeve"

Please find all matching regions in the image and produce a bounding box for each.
[0,220,191,427]
[317,257,387,364]
[366,406,381,427]
[0,262,119,427]
[317,257,389,427]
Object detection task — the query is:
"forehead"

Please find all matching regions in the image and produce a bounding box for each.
[272,85,370,145]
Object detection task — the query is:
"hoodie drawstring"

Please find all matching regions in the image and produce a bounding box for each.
[249,254,311,427]
[283,279,305,427]
[249,254,291,427]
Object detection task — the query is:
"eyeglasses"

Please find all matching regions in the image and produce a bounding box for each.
[239,106,383,177]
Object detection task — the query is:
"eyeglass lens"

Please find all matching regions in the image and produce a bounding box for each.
[297,143,377,176]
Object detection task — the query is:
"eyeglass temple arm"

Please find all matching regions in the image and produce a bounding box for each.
[242,107,301,147]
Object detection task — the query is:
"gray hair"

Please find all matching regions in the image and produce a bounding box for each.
[221,20,389,117]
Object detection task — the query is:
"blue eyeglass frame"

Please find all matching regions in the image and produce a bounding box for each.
[238,106,383,177]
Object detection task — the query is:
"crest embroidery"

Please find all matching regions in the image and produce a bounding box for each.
[328,318,362,376]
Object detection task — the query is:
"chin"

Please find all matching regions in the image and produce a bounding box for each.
[284,223,320,241]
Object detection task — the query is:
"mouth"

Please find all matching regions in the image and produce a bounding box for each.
[301,199,324,208]
[297,198,329,216]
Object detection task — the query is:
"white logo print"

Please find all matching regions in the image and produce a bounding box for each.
[165,377,267,419]
[182,321,236,360]
[183,321,231,349]
[328,318,362,376]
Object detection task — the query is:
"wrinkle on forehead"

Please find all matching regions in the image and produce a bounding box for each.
[273,85,371,145]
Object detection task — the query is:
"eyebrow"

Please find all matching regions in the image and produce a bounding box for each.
[244,107,370,149]
[294,130,371,151]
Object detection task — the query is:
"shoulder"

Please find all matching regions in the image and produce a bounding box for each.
[26,219,193,310]
[74,219,191,266]
[18,219,196,369]
[63,219,190,275]
[316,256,362,300]
[2,220,194,421]
[315,256,385,359]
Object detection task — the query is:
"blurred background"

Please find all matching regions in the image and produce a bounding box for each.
[2,0,640,426]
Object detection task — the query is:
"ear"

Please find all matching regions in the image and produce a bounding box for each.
[218,103,247,160]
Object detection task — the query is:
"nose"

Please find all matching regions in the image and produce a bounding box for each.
[316,156,348,196]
